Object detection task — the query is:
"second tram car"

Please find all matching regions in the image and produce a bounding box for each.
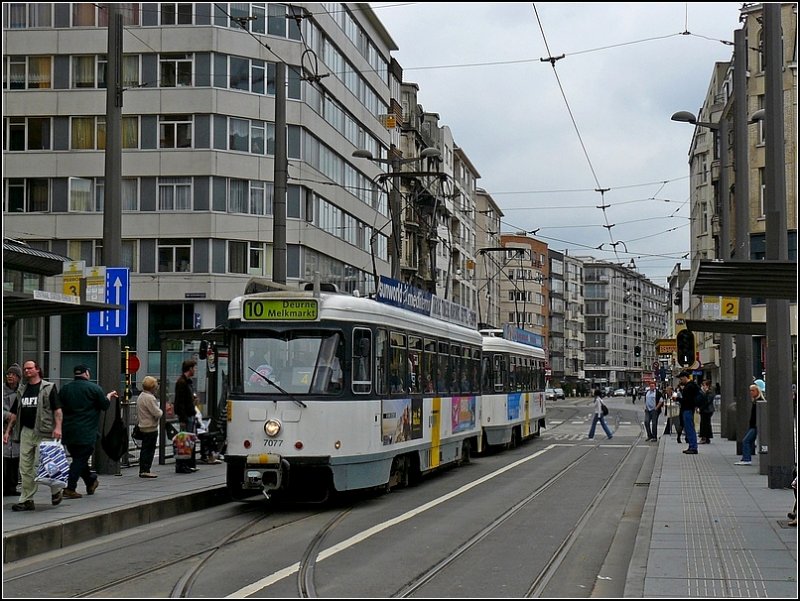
[223,282,546,501]
[480,331,547,447]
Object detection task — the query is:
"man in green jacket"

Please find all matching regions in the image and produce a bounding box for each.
[59,365,118,499]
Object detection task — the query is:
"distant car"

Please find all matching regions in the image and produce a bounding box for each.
[554,388,565,400]
[612,388,627,397]
[545,388,556,400]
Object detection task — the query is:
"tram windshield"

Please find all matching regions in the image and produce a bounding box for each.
[243,331,343,395]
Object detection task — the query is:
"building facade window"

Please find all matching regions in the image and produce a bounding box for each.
[7,116,50,150]
[160,3,193,25]
[6,55,51,89]
[157,238,191,272]
[159,114,192,148]
[159,53,192,87]
[158,177,192,210]
[5,178,49,212]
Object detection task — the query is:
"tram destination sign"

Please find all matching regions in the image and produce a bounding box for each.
[242,299,318,321]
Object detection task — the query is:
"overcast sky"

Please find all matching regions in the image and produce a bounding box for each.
[367,2,744,286]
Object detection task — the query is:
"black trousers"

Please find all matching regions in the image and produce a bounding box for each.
[3,456,19,495]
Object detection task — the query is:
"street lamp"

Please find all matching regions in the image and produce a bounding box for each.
[671,108,735,440]
[352,147,442,281]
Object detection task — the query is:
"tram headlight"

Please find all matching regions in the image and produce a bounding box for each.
[264,419,282,437]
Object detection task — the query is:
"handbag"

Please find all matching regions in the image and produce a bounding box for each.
[601,401,609,416]
[131,424,144,440]
[666,400,681,419]
[35,440,69,490]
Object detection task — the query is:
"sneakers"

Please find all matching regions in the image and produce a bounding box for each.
[11,500,35,512]
[139,472,158,478]
[86,478,99,495]
[683,449,698,454]
[62,488,82,499]
[51,490,63,505]
[734,460,752,465]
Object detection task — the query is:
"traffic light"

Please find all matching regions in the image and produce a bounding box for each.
[634,345,641,357]
[676,329,695,367]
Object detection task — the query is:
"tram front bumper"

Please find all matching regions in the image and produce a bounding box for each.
[244,453,289,491]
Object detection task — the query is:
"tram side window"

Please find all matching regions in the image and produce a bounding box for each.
[471,348,481,395]
[389,332,407,394]
[408,336,422,394]
[450,344,461,394]
[352,328,372,394]
[517,356,529,390]
[461,346,472,393]
[482,354,492,392]
[494,354,506,392]
[509,355,517,390]
[375,329,388,395]
[437,341,449,394]
[423,339,436,393]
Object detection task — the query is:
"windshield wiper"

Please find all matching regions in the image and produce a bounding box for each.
[248,366,307,408]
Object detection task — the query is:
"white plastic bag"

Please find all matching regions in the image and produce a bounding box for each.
[35,440,69,490]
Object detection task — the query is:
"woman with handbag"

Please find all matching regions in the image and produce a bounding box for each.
[587,389,613,440]
[136,376,163,478]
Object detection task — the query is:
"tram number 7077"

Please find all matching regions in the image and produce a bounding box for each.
[263,439,284,447]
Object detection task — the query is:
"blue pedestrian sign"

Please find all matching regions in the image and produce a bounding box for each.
[87,268,129,337]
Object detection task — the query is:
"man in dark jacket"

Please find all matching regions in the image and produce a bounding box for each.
[59,365,117,499]
[677,370,701,454]
[174,359,197,433]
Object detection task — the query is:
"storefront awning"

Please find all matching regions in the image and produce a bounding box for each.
[3,290,122,322]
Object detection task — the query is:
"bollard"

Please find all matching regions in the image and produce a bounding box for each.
[756,399,768,475]
[726,402,737,441]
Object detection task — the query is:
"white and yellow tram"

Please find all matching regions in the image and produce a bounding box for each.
[224,281,545,501]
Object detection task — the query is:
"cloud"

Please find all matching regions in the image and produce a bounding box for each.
[372,2,742,284]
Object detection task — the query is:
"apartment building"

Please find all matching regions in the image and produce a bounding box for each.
[3,3,398,377]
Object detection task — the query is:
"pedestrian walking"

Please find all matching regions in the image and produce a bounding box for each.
[587,389,613,440]
[59,365,118,499]
[677,370,700,454]
[2,360,63,511]
[735,384,764,465]
[643,381,663,442]
[698,379,715,444]
[3,363,23,496]
[136,376,162,478]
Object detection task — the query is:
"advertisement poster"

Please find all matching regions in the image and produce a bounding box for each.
[381,398,422,445]
[451,396,476,433]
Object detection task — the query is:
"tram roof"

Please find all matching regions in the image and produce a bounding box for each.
[229,291,483,345]
[481,334,546,358]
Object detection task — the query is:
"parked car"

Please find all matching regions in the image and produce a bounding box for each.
[612,388,627,397]
[554,388,565,399]
[545,388,556,400]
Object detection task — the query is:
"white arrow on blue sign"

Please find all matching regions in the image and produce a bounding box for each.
[87,267,129,337]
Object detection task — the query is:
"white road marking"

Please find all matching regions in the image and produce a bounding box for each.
[227,445,556,598]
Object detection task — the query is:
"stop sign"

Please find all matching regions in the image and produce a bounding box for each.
[127,355,141,373]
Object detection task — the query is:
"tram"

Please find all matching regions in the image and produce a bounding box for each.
[223,277,545,501]
[479,331,547,448]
